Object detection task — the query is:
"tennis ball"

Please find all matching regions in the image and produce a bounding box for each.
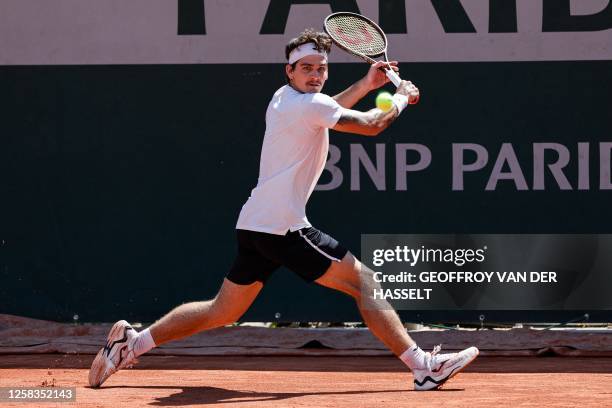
[376,92,394,112]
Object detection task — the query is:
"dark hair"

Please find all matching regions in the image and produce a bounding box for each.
[285,28,332,83]
[285,28,332,60]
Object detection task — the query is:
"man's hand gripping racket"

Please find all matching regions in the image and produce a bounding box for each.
[324,12,419,105]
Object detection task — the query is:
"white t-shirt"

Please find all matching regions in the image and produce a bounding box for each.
[236,85,344,235]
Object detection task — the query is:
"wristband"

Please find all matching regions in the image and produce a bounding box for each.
[392,94,409,115]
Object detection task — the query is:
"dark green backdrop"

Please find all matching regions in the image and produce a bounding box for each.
[1,61,611,322]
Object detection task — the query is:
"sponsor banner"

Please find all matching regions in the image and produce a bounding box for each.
[1,0,611,65]
[317,142,612,192]
[361,234,612,310]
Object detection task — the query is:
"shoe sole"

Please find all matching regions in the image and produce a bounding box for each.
[88,320,132,388]
[436,348,479,390]
[415,348,480,391]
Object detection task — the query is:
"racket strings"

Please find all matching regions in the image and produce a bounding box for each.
[326,16,386,56]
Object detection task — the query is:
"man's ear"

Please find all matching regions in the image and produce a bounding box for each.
[285,64,294,80]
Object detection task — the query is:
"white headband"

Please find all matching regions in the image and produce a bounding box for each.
[288,43,328,65]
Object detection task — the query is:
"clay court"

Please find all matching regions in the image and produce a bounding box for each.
[1,354,611,407]
[1,316,612,407]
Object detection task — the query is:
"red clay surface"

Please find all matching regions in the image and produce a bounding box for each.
[1,355,611,407]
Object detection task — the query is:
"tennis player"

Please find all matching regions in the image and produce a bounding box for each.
[89,29,478,391]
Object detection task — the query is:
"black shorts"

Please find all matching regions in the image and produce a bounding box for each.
[226,227,349,285]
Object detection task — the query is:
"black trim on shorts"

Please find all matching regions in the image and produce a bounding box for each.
[226,226,348,285]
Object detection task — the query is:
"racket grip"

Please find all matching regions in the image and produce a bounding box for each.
[385,69,402,88]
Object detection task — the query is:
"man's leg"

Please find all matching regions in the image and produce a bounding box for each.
[150,278,262,345]
[315,251,479,390]
[89,278,262,387]
[314,252,414,356]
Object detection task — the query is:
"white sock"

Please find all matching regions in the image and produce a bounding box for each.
[133,328,157,357]
[399,344,427,370]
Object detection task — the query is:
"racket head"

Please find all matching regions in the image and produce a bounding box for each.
[324,12,389,60]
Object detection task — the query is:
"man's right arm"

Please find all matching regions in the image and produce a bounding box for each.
[332,107,399,136]
[332,80,420,137]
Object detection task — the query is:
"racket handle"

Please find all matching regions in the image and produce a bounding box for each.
[385,69,402,88]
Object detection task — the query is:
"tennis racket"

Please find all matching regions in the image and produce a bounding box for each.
[324,12,402,88]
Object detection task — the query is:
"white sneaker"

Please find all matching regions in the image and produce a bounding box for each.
[88,320,139,388]
[412,345,479,391]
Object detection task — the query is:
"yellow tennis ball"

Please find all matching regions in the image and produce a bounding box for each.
[376,92,394,112]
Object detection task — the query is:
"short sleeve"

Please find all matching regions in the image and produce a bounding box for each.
[302,93,344,129]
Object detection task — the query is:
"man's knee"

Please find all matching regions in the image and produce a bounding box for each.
[209,296,247,326]
[207,279,262,326]
[350,266,379,302]
[318,253,373,300]
[344,260,381,303]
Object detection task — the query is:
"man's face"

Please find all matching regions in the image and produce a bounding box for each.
[286,54,328,94]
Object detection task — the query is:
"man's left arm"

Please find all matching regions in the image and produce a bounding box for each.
[333,61,399,109]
